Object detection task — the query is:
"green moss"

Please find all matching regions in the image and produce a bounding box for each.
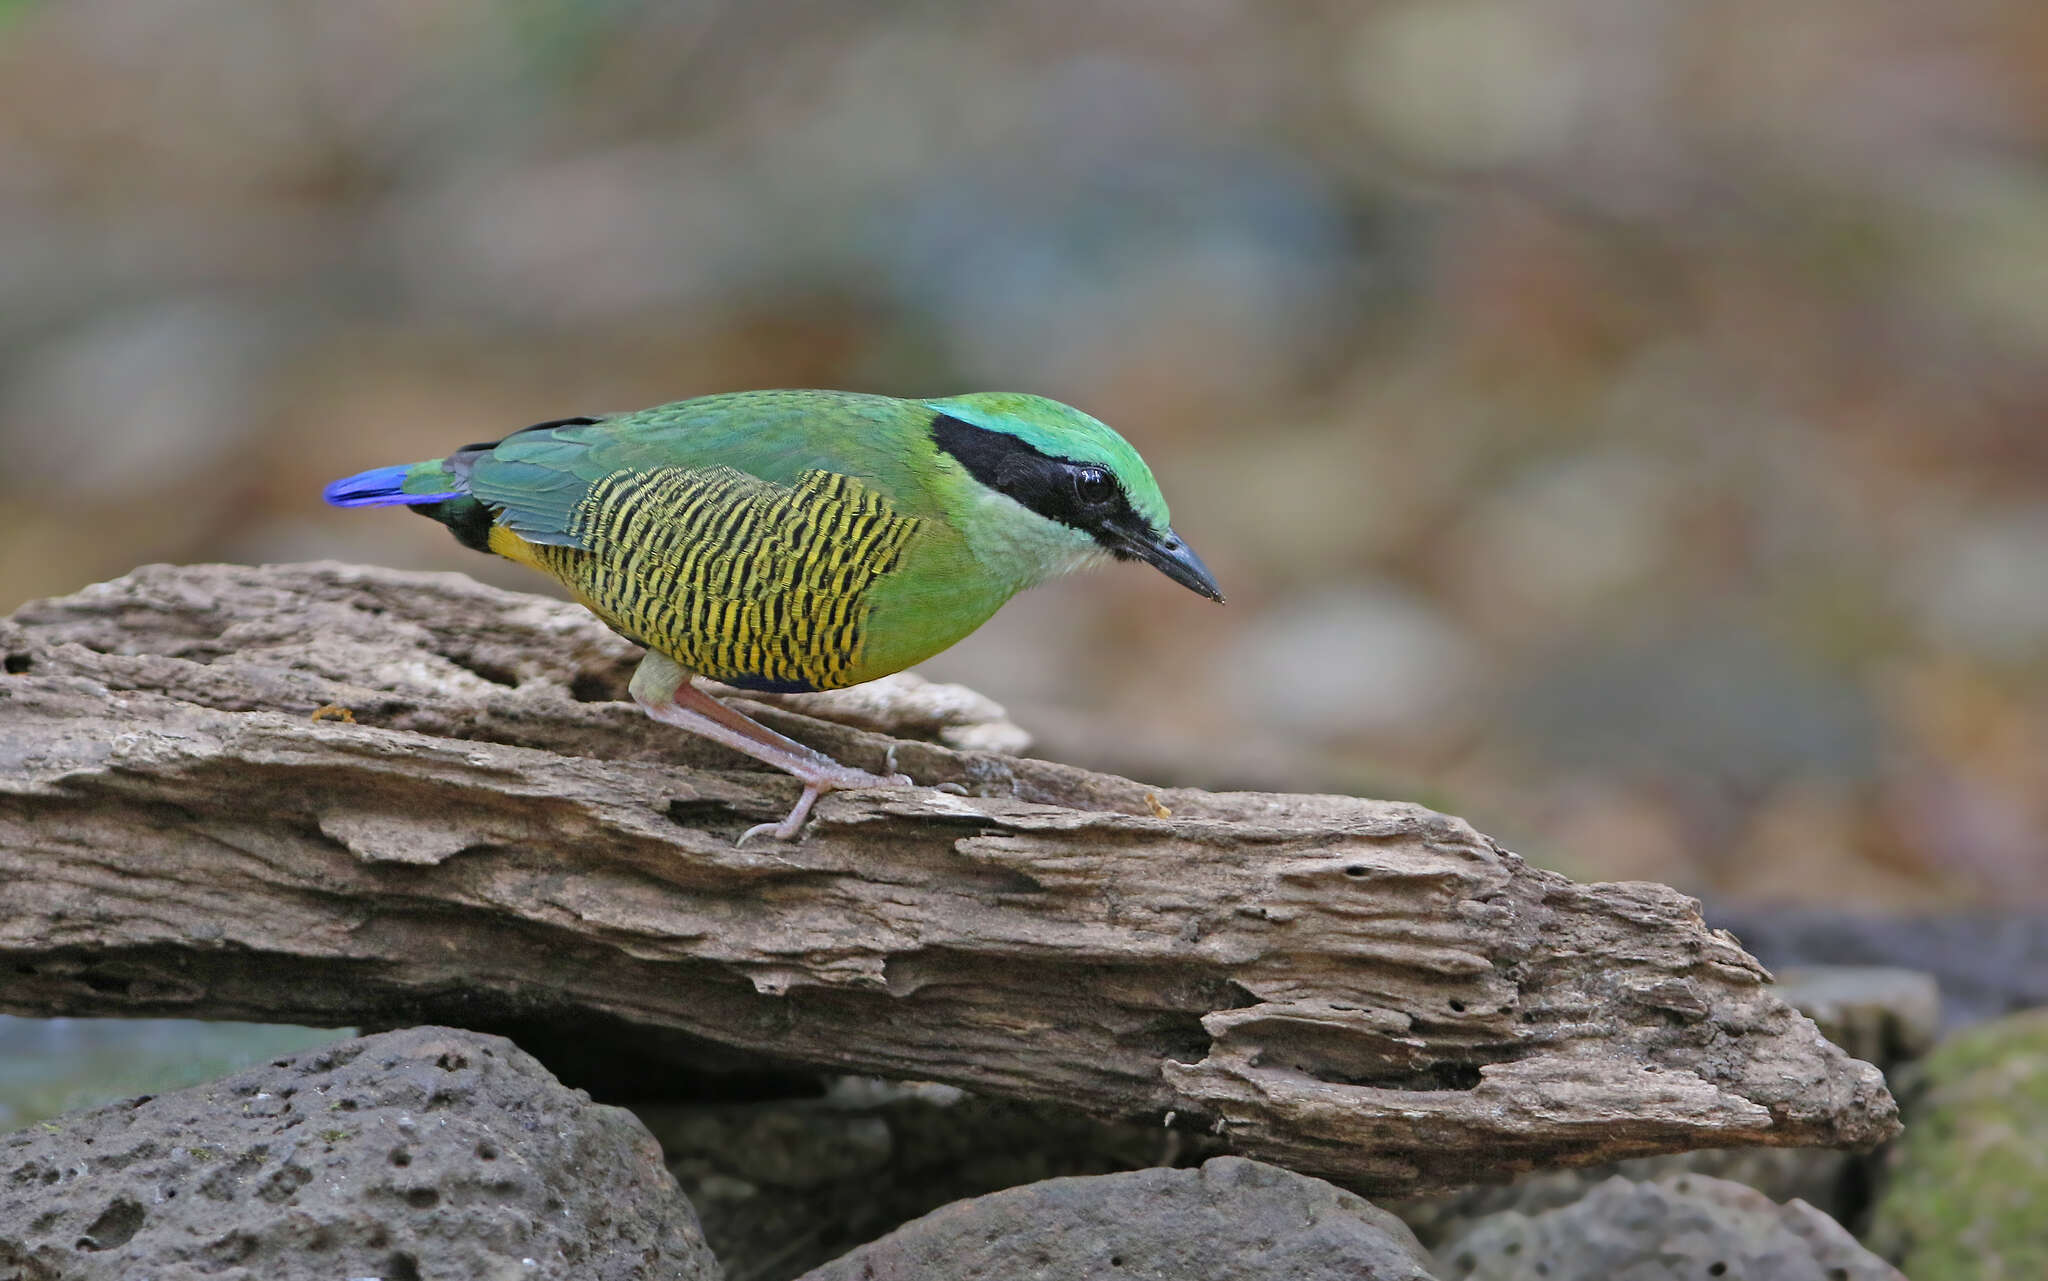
[1866,1009,2048,1281]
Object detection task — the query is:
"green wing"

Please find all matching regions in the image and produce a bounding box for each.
[463,391,925,549]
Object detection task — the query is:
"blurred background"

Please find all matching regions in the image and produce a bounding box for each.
[2,0,2044,913]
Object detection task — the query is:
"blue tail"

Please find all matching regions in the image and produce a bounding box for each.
[323,463,459,508]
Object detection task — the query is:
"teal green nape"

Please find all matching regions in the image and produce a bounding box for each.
[326,388,1222,842]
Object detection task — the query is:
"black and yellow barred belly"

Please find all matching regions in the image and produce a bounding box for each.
[490,465,921,692]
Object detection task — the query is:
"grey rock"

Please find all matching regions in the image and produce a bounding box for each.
[642,1082,1222,1281]
[1435,1174,1902,1281]
[1707,906,2048,1032]
[1392,1146,1854,1251]
[1774,965,1941,1070]
[796,1155,1437,1281]
[0,1026,720,1281]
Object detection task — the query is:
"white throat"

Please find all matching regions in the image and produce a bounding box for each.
[957,488,1109,593]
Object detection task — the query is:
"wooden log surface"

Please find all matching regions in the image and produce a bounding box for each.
[0,563,1899,1195]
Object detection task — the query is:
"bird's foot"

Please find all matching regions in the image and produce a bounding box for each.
[627,656,926,844]
[738,763,915,845]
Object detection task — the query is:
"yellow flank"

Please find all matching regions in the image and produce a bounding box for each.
[488,466,920,691]
[485,522,550,572]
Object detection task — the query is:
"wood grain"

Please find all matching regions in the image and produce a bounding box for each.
[0,563,1898,1195]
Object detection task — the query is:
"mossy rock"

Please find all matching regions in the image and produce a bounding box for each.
[1865,1008,2048,1280]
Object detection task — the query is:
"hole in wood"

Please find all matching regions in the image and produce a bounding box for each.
[569,670,619,703]
[446,651,519,687]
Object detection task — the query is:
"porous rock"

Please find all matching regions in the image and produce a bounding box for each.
[795,1155,1436,1281]
[0,1026,720,1281]
[1435,1173,1903,1281]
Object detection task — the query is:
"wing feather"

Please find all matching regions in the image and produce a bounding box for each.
[461,392,923,548]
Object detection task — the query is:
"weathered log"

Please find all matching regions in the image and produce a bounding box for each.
[0,563,1897,1195]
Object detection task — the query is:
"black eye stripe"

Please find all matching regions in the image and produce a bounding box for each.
[930,412,1146,545]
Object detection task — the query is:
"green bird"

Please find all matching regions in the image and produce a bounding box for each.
[326,390,1222,841]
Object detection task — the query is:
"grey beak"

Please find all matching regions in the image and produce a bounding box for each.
[1132,527,1225,603]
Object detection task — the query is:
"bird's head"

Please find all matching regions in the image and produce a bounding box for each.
[924,393,1223,603]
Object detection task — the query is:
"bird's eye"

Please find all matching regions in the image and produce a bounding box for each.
[1074,467,1115,505]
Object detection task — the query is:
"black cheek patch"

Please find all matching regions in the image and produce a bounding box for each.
[930,412,1145,544]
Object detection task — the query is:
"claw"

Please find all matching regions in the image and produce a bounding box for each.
[737,770,913,844]
[739,781,829,844]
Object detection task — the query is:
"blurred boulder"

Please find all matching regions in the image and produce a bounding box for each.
[1772,965,1941,1071]
[1709,907,2048,1032]
[1393,1148,1858,1255]
[1436,1174,1903,1281]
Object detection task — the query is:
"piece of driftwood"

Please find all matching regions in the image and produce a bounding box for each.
[0,563,1897,1195]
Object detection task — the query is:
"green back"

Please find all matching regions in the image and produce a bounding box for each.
[468,391,937,546]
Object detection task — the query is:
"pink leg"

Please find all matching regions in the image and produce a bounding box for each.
[629,653,910,842]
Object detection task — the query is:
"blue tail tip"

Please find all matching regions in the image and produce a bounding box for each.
[325,465,452,508]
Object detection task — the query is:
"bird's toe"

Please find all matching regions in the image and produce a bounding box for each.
[738,818,800,845]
